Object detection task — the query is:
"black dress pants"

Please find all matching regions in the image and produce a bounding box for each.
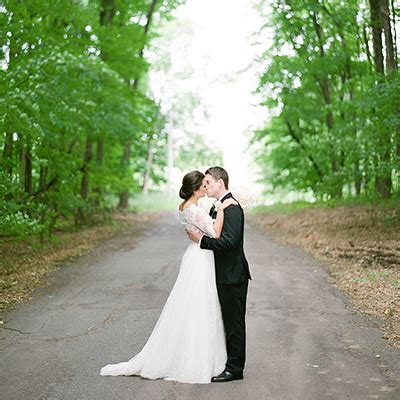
[217,280,248,375]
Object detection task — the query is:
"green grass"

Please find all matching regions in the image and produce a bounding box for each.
[324,194,398,209]
[250,194,399,215]
[130,191,180,212]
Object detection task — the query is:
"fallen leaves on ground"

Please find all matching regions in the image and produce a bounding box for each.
[248,204,400,348]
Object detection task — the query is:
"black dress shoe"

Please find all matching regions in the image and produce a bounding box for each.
[211,370,243,383]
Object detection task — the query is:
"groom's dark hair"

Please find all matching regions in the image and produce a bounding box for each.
[205,166,229,189]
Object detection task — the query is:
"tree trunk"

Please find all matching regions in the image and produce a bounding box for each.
[354,155,362,196]
[373,158,392,198]
[38,164,48,242]
[118,141,131,209]
[118,0,159,208]
[382,0,399,208]
[81,137,93,201]
[381,0,396,73]
[390,0,398,67]
[369,0,392,198]
[321,4,363,198]
[132,0,159,90]
[118,189,130,210]
[100,0,115,25]
[95,1,116,209]
[369,0,384,74]
[2,132,13,176]
[93,136,104,207]
[39,164,47,193]
[24,141,32,195]
[77,135,93,224]
[16,135,33,196]
[142,142,154,194]
[311,10,342,198]
[362,24,374,67]
[381,0,397,200]
[397,135,400,213]
[355,176,362,195]
[18,139,26,192]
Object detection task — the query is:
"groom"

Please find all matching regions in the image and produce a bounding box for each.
[187,166,251,382]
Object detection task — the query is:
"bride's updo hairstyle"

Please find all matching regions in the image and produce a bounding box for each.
[179,170,205,200]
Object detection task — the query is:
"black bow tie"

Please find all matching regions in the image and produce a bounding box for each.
[209,203,216,216]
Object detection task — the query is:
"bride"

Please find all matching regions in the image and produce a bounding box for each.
[100,170,236,384]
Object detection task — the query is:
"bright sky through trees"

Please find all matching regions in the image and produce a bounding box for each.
[148,0,270,191]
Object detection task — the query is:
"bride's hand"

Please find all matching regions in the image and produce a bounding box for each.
[219,198,238,210]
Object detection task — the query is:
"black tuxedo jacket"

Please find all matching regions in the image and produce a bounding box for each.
[200,193,251,284]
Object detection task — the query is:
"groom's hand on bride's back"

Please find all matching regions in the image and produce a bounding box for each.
[186,229,203,244]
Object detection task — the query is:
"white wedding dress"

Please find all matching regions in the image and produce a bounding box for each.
[100,204,227,384]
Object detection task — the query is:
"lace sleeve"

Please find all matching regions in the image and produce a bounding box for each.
[184,205,216,238]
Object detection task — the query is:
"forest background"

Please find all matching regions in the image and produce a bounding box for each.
[0,0,399,342]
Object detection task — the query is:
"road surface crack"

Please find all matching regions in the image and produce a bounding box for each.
[1,326,31,335]
[40,308,126,342]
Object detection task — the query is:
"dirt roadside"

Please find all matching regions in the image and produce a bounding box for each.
[247,204,400,348]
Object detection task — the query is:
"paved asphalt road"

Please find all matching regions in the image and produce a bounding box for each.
[1,211,399,400]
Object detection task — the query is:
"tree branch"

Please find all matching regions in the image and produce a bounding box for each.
[285,120,324,180]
